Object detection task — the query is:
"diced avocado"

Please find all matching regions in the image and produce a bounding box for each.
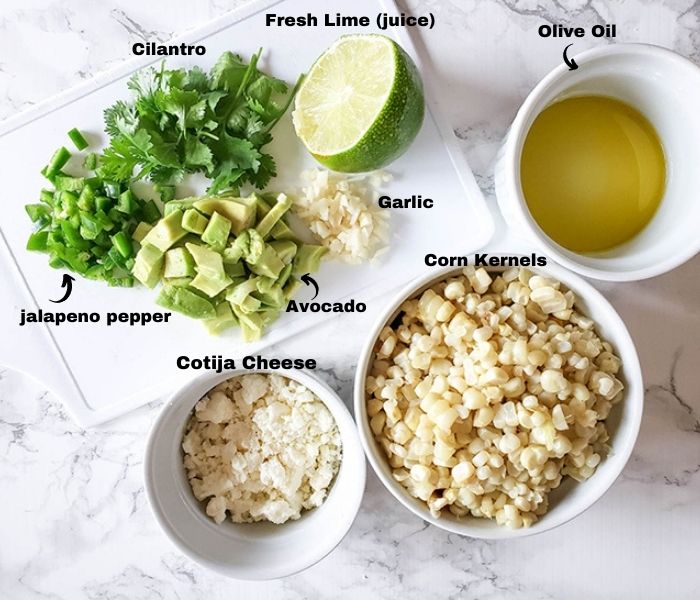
[293,244,328,275]
[186,243,232,297]
[277,263,293,287]
[224,229,264,265]
[256,194,297,241]
[256,277,276,294]
[142,210,187,252]
[256,284,285,308]
[164,247,195,278]
[156,285,216,319]
[255,193,293,238]
[165,276,193,287]
[269,240,297,264]
[132,221,153,243]
[231,307,264,342]
[193,197,256,235]
[226,278,261,314]
[204,302,239,335]
[201,211,232,252]
[164,197,197,216]
[182,208,209,235]
[234,193,260,208]
[283,277,301,299]
[248,245,285,278]
[132,244,164,288]
[259,308,282,326]
[224,261,246,278]
[223,242,244,264]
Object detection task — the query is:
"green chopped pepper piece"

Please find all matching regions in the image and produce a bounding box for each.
[95,195,112,213]
[54,175,85,193]
[44,147,71,179]
[40,189,54,205]
[67,128,89,151]
[26,231,49,252]
[117,190,138,215]
[112,231,133,259]
[83,152,98,171]
[25,204,50,224]
[142,199,162,223]
[77,184,95,212]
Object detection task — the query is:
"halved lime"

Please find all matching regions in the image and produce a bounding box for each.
[293,34,425,172]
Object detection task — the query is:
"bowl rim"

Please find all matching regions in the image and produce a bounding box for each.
[144,367,366,580]
[353,257,644,539]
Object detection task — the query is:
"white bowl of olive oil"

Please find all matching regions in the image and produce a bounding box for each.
[495,43,700,281]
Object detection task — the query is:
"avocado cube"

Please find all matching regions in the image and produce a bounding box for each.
[186,243,232,298]
[165,276,194,287]
[201,211,232,252]
[225,277,261,314]
[132,243,164,288]
[156,285,216,319]
[269,240,297,264]
[182,208,209,235]
[256,284,285,308]
[164,247,195,279]
[248,245,285,278]
[255,194,297,241]
[231,307,264,342]
[292,244,328,275]
[193,198,256,235]
[255,193,292,238]
[142,210,187,252]
[224,261,246,279]
[132,221,153,243]
[164,197,197,216]
[277,263,293,287]
[204,302,239,335]
[283,277,301,299]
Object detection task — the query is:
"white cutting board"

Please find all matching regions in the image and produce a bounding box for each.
[0,0,494,427]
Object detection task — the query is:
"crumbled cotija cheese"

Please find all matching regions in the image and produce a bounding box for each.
[293,168,390,264]
[182,373,341,525]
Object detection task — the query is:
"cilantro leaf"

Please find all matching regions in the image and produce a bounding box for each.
[99,49,299,193]
[185,137,215,173]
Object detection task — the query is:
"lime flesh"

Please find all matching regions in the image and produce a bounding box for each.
[293,34,425,172]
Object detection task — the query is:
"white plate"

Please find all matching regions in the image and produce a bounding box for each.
[0,0,493,427]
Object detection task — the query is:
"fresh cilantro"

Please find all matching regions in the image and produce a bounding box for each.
[98,49,301,195]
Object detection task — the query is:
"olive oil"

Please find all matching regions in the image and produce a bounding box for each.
[520,96,665,253]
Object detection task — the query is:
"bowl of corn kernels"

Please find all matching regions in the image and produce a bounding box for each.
[354,256,643,538]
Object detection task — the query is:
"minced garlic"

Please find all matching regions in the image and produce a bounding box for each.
[293,169,390,264]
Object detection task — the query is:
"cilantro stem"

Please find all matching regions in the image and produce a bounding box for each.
[265,73,305,133]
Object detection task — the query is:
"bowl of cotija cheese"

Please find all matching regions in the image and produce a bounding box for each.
[145,369,366,580]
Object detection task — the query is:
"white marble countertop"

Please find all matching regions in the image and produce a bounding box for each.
[1,0,699,598]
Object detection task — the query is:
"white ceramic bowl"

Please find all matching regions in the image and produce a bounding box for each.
[145,368,366,580]
[495,43,700,281]
[354,259,643,539]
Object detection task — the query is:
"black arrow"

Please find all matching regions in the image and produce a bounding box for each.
[50,274,75,303]
[563,44,578,70]
[300,273,319,300]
